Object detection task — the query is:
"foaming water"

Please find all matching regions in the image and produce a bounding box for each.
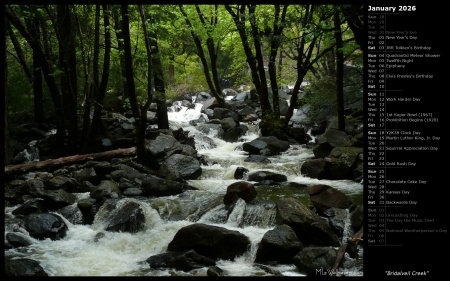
[5,102,363,276]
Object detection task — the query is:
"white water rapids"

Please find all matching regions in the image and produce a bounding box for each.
[4,101,363,276]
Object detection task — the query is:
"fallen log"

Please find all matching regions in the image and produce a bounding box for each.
[331,226,364,276]
[4,147,137,175]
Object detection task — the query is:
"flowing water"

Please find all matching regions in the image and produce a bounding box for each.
[4,102,364,276]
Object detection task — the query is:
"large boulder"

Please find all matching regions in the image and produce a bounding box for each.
[313,128,352,158]
[167,223,251,260]
[24,213,68,240]
[146,250,215,272]
[300,158,331,180]
[328,147,363,180]
[157,154,202,181]
[28,182,77,210]
[247,171,287,183]
[293,247,338,276]
[255,224,304,264]
[141,176,197,197]
[145,134,183,168]
[308,184,352,215]
[12,198,47,217]
[5,257,48,276]
[110,164,147,182]
[242,136,289,156]
[201,97,221,112]
[223,181,257,208]
[103,201,146,233]
[275,198,340,247]
[213,108,239,123]
[90,180,121,201]
[6,232,33,248]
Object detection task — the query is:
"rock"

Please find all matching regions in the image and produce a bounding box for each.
[207,266,225,276]
[157,154,202,181]
[247,171,287,182]
[146,249,215,272]
[6,232,33,248]
[223,127,242,142]
[197,123,224,139]
[244,155,271,163]
[287,127,311,144]
[275,198,340,247]
[195,91,213,103]
[293,247,338,276]
[255,224,304,264]
[220,117,238,131]
[308,184,352,215]
[110,164,146,181]
[349,205,363,233]
[145,135,183,167]
[300,158,331,180]
[243,136,289,156]
[24,212,68,240]
[90,180,121,201]
[58,204,84,225]
[167,223,251,260]
[223,181,257,207]
[234,167,249,180]
[5,257,48,276]
[73,168,98,185]
[213,108,239,123]
[46,176,78,191]
[28,184,77,210]
[141,176,197,197]
[12,198,47,217]
[104,201,146,233]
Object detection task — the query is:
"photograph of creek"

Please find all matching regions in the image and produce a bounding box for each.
[4,3,364,277]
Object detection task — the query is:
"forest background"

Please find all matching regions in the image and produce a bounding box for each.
[4,4,364,166]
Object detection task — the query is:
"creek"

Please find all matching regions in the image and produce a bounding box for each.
[4,100,364,276]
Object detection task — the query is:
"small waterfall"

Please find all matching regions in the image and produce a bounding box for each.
[226,198,247,227]
[13,140,40,164]
[91,198,163,232]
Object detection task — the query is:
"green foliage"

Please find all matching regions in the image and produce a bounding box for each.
[259,112,287,139]
[122,97,131,111]
[6,61,34,117]
[302,60,363,125]
[303,72,337,123]
[4,3,363,133]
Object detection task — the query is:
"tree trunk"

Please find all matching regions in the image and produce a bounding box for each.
[57,4,78,154]
[248,5,272,118]
[121,4,148,165]
[32,36,45,124]
[8,19,45,123]
[195,5,225,105]
[6,21,32,81]
[341,5,364,49]
[334,8,345,132]
[83,5,111,154]
[73,5,93,146]
[137,4,153,165]
[112,6,127,109]
[168,54,175,86]
[283,5,318,128]
[225,5,264,106]
[4,31,11,165]
[148,17,169,130]
[5,147,136,176]
[331,226,363,275]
